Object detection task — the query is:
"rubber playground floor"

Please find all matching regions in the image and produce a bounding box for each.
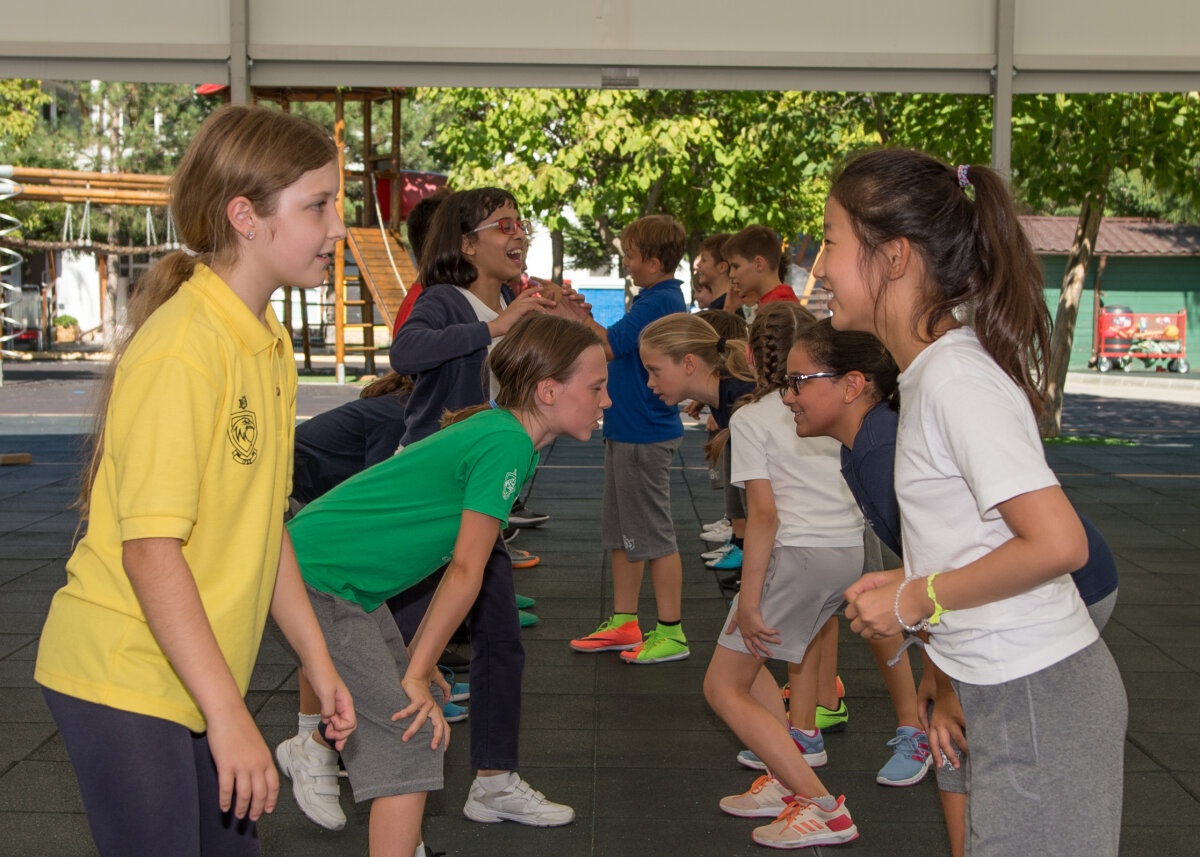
[0,364,1197,856]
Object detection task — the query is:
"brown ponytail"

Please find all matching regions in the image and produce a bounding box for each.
[829,149,1049,414]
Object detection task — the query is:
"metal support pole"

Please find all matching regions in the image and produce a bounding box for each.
[991,0,1015,175]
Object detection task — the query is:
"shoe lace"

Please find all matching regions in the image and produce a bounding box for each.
[750,774,772,793]
[887,730,930,761]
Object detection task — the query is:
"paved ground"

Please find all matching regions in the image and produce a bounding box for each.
[1,357,1198,856]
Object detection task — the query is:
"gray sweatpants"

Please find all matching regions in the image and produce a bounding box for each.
[952,640,1126,857]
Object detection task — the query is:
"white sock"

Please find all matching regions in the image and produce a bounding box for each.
[413,842,425,857]
[811,794,839,812]
[298,712,321,738]
[475,771,516,793]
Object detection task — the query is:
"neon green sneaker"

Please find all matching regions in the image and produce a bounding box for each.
[620,627,690,664]
[815,699,849,732]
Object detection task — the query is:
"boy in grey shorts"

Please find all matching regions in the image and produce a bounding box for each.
[570,214,690,664]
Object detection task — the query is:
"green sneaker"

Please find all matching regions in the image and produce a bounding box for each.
[815,699,849,732]
[620,627,690,664]
[518,610,539,628]
[515,594,536,609]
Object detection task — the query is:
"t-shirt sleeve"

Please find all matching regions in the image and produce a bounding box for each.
[606,294,666,358]
[459,429,536,523]
[729,408,770,486]
[109,355,222,542]
[934,376,1058,518]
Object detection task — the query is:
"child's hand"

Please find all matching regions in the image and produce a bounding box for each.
[726,604,781,659]
[431,667,452,703]
[304,662,356,751]
[928,688,968,770]
[843,568,904,604]
[915,667,937,734]
[683,400,704,420]
[396,675,450,750]
[205,703,279,821]
[491,288,557,336]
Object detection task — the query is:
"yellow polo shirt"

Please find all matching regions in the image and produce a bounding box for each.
[36,264,295,732]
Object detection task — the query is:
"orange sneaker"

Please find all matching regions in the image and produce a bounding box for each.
[511,549,540,569]
[752,795,859,849]
[569,617,641,652]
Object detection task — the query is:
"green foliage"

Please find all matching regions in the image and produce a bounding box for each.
[52,314,78,327]
[0,80,50,148]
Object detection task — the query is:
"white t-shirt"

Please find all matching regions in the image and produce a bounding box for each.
[462,289,507,398]
[730,395,863,548]
[895,326,1097,685]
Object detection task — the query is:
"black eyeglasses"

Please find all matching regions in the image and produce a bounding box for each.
[779,372,842,396]
[469,218,533,237]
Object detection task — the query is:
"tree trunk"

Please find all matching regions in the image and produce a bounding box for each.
[550,228,564,284]
[1039,184,1107,437]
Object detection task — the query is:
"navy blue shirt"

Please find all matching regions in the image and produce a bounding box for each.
[713,375,755,430]
[292,393,409,505]
[841,402,1118,605]
[603,279,687,443]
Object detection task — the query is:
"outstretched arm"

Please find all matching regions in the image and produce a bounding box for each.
[395,509,500,747]
[271,530,356,749]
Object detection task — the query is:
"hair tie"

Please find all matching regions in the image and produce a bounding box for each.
[956,165,972,189]
[180,245,200,258]
[489,398,500,409]
[716,336,727,355]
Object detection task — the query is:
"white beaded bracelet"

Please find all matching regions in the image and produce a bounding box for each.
[893,578,929,633]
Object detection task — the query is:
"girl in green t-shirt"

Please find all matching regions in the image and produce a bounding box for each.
[283,314,609,857]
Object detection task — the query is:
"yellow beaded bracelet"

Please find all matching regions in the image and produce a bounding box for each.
[925,573,948,626]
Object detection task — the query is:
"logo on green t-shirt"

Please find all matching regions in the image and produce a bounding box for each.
[503,468,518,500]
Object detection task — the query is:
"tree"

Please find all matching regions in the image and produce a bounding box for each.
[424,87,847,285]
[1011,93,1200,435]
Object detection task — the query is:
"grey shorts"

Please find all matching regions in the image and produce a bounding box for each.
[304,584,444,802]
[601,438,681,562]
[718,545,863,663]
[722,449,747,520]
[952,640,1126,857]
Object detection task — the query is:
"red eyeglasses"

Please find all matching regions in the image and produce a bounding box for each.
[469,218,533,237]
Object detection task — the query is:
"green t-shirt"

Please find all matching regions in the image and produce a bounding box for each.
[288,408,538,611]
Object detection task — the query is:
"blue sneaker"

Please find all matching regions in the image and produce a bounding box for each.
[788,727,828,767]
[707,544,743,569]
[438,666,470,703]
[736,728,827,771]
[876,726,933,786]
[443,700,469,723]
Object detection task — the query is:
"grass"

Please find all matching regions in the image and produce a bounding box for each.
[1043,436,1137,446]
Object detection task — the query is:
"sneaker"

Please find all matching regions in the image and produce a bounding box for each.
[788,726,828,768]
[737,749,767,771]
[443,700,469,723]
[814,699,849,733]
[569,617,641,652]
[707,544,743,569]
[438,666,470,702]
[503,525,519,543]
[620,627,690,664]
[701,541,736,561]
[518,609,539,627]
[702,522,734,543]
[509,501,550,528]
[876,726,933,787]
[439,647,470,670]
[751,795,859,849]
[515,593,536,609]
[720,774,792,818]
[737,729,826,771]
[462,772,575,827]
[702,517,731,534]
[511,549,540,569]
[275,732,346,831]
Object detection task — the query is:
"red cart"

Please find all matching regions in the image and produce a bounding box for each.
[1094,307,1188,373]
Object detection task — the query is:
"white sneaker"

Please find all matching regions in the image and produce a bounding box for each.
[275,732,346,831]
[701,522,733,543]
[719,774,792,818]
[701,517,730,533]
[462,772,575,827]
[701,541,735,561]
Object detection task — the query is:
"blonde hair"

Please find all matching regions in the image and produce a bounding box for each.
[639,312,752,382]
[621,215,686,273]
[77,105,337,516]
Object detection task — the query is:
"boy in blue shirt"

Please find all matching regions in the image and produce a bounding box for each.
[570,215,690,664]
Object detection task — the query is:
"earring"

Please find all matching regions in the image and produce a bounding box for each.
[247,231,255,240]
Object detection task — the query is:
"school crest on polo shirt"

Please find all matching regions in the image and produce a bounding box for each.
[228,395,259,465]
[503,468,518,500]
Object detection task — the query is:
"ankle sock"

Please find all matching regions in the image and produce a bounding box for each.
[298,712,321,737]
[811,794,839,812]
[612,612,637,625]
[476,771,516,793]
[655,620,685,639]
[731,536,745,549]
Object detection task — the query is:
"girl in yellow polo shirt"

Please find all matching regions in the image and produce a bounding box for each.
[35,105,355,857]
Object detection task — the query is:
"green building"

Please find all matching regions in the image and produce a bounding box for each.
[1027,217,1200,372]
